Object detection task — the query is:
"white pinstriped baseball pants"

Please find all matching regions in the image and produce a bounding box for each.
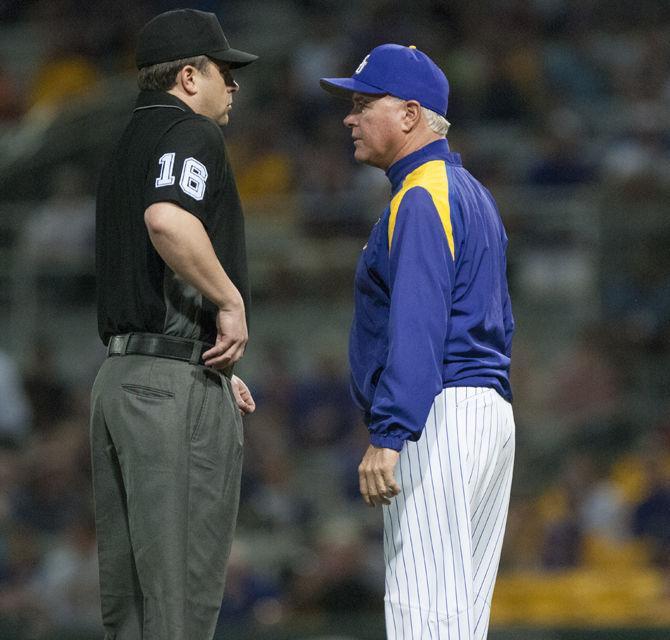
[383,387,515,640]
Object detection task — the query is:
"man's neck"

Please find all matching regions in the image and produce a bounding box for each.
[384,130,443,171]
[167,87,196,112]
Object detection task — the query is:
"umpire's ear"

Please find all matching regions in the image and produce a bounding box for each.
[401,99,422,133]
[175,64,200,96]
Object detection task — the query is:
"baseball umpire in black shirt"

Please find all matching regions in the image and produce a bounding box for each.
[91,9,257,639]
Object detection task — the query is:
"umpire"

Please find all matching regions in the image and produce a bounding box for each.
[91,9,257,639]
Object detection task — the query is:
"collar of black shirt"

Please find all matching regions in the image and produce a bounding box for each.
[134,90,193,114]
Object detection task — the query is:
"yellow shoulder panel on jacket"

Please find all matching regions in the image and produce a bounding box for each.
[388,160,455,258]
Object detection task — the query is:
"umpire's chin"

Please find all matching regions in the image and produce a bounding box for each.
[216,106,232,126]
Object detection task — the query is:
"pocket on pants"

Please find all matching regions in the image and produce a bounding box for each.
[121,384,174,399]
[190,370,212,442]
[454,387,494,409]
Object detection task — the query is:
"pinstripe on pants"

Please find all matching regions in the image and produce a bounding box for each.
[383,387,515,640]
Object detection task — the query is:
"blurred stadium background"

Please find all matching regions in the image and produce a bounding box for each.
[0,0,669,638]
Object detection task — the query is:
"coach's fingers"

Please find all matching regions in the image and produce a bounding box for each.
[369,485,389,506]
[365,470,384,506]
[365,466,390,506]
[381,467,401,497]
[358,467,372,507]
[359,445,396,507]
[373,469,392,505]
[359,448,379,507]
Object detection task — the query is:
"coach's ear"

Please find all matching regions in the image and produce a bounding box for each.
[401,99,421,133]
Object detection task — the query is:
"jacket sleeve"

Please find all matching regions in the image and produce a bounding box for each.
[368,186,455,451]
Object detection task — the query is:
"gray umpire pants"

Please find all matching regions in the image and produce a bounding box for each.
[90,354,243,640]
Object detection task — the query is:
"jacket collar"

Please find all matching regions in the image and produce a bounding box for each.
[386,138,461,195]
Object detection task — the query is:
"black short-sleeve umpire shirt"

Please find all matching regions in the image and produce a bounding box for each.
[96,90,250,345]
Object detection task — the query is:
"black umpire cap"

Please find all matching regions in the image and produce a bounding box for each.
[136,9,258,69]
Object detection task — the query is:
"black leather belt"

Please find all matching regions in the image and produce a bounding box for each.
[107,333,214,366]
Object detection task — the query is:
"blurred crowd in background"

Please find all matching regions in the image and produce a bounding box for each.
[0,0,669,637]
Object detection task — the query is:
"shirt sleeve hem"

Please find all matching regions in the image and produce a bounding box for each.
[143,196,208,229]
[369,433,406,451]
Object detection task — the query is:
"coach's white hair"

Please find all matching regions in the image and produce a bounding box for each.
[422,107,451,136]
[389,96,451,136]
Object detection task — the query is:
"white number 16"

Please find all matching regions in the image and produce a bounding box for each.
[155,153,208,201]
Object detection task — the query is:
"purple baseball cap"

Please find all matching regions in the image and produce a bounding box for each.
[320,44,449,117]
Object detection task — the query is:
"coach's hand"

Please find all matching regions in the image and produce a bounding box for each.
[358,445,401,507]
[203,303,248,368]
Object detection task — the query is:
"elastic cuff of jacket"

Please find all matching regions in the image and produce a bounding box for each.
[370,433,405,452]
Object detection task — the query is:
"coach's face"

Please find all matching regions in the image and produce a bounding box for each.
[344,93,407,170]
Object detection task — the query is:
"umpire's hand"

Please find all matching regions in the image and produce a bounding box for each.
[231,375,256,415]
[358,445,401,507]
[203,303,248,368]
